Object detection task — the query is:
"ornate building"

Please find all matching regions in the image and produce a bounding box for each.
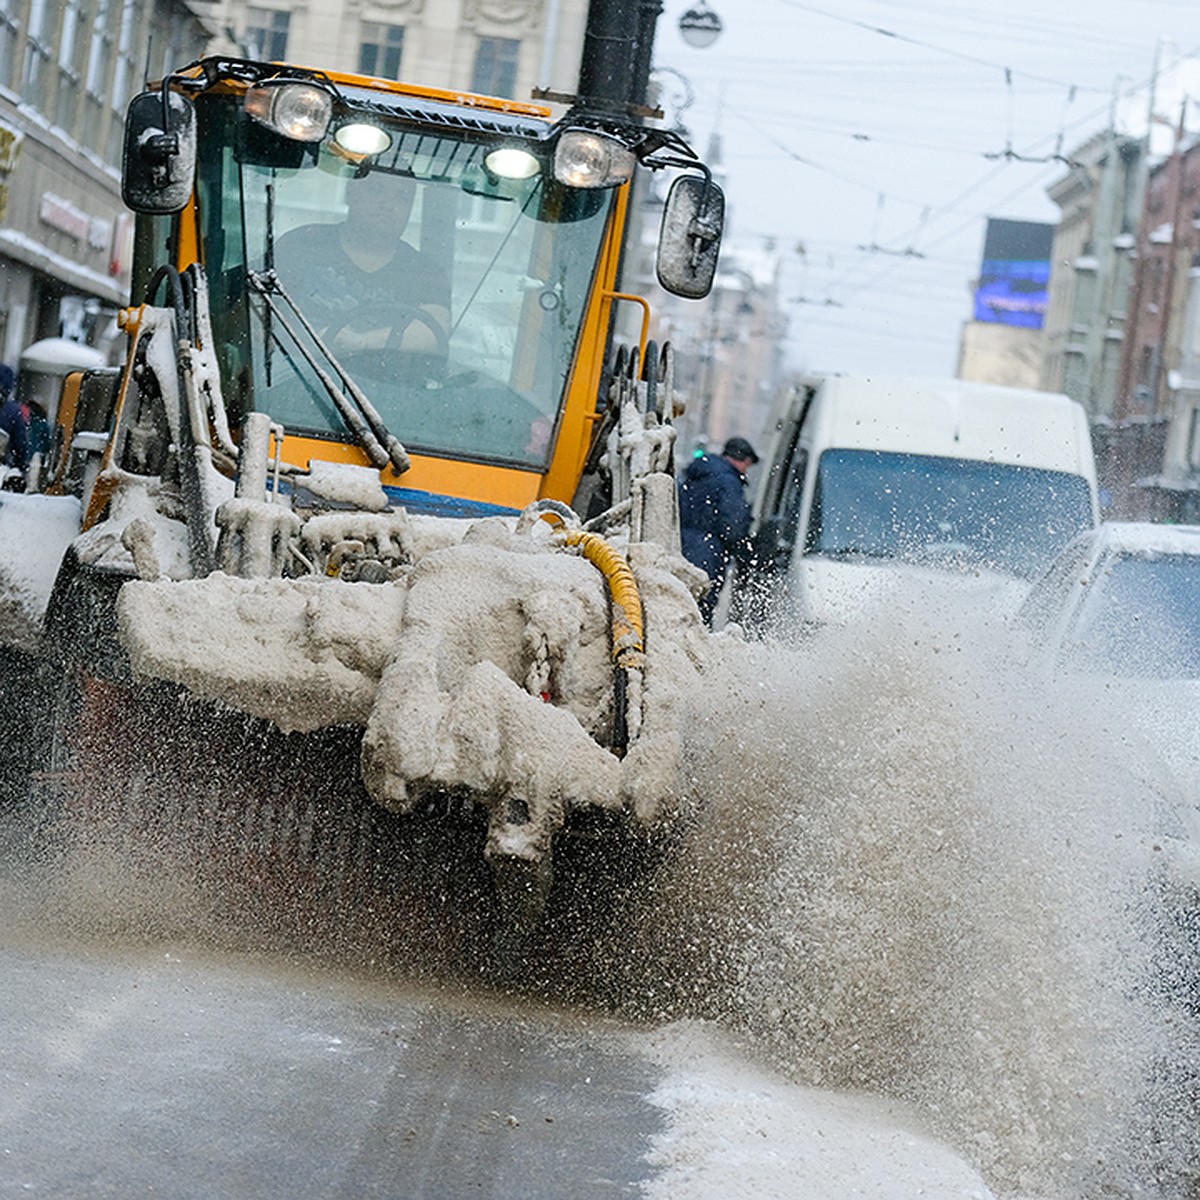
[193,0,591,106]
[0,0,210,365]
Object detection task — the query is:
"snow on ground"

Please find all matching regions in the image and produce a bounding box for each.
[593,587,1194,1199]
[641,1021,996,1199]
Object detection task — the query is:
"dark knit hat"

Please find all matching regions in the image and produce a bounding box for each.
[722,436,759,464]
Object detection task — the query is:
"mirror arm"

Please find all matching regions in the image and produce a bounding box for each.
[675,164,720,265]
[143,78,182,172]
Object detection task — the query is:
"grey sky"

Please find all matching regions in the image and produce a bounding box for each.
[652,0,1198,379]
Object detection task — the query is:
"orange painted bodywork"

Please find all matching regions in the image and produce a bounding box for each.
[121,68,648,518]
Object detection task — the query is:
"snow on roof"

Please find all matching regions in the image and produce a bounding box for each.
[19,336,107,373]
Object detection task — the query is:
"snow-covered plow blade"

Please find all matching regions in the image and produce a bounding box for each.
[111,492,707,931]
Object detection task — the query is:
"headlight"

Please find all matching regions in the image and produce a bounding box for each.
[553,130,635,189]
[244,82,333,143]
[484,145,541,180]
[334,122,392,157]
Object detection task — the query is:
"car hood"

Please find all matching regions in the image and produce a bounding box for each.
[791,553,1031,628]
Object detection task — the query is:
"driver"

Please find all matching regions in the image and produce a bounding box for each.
[272,167,451,361]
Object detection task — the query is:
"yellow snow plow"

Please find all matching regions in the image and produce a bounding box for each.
[0,49,724,938]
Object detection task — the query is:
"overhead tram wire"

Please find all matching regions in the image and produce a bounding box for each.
[852,35,1200,263]
[771,0,1109,93]
[743,21,1200,370]
[711,15,1200,351]
[728,105,992,217]
[844,0,1173,56]
[984,69,1080,165]
[739,36,1200,312]
[818,158,1064,321]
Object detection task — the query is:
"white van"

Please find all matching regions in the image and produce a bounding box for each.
[737,374,1100,631]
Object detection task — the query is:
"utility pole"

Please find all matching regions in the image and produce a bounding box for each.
[1114,38,1168,422]
[1157,97,1192,415]
[575,0,662,112]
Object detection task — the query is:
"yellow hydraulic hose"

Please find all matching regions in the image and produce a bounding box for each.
[561,529,645,671]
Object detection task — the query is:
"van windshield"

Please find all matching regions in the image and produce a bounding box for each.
[807,448,1094,579]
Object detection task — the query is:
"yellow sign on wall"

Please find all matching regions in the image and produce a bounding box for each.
[0,123,22,174]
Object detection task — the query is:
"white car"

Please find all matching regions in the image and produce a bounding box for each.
[1014,522,1200,679]
[1012,521,1200,995]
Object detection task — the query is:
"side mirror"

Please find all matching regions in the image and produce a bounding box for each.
[657,173,725,299]
[121,88,196,214]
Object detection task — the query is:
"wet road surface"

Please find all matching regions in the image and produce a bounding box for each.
[0,811,999,1200]
[0,936,661,1199]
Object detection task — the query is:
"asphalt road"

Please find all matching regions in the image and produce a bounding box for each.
[0,811,999,1200]
[0,934,662,1199]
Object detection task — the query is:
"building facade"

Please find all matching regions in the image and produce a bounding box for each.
[1115,135,1200,519]
[0,0,211,365]
[1035,57,1200,517]
[957,321,1044,389]
[193,0,592,107]
[1040,129,1144,419]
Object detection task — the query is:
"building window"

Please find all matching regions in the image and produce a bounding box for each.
[82,0,115,151]
[359,22,404,80]
[107,0,138,164]
[471,36,519,98]
[245,7,289,62]
[56,0,89,134]
[22,0,52,110]
[0,0,19,91]
[1138,345,1155,392]
[85,0,113,96]
[1151,257,1166,306]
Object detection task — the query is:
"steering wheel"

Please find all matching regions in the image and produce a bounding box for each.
[324,303,450,380]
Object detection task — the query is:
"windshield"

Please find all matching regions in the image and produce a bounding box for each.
[196,96,613,469]
[1063,552,1200,678]
[806,448,1094,578]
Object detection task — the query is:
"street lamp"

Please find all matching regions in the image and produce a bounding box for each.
[678,0,722,48]
[650,65,695,134]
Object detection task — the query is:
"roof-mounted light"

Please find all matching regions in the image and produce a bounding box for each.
[334,122,392,158]
[244,81,332,143]
[484,145,541,180]
[553,130,636,189]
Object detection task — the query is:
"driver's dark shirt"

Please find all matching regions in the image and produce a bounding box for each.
[272,224,451,334]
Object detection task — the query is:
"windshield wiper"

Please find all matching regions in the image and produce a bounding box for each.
[247,268,410,476]
[450,182,540,337]
[809,545,894,560]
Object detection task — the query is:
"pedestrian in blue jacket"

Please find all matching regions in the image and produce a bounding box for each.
[678,435,759,623]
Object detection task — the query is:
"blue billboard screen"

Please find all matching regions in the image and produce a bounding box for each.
[973,219,1053,329]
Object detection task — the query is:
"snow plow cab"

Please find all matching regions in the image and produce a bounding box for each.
[0,57,725,938]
